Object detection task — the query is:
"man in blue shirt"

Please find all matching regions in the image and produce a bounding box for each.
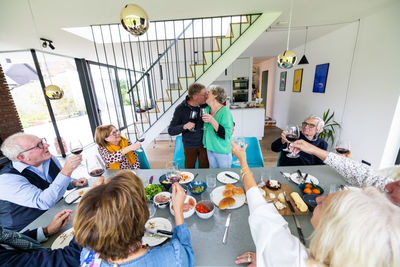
[271,116,328,166]
[0,133,87,231]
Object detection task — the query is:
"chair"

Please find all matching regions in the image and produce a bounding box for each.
[137,150,150,169]
[173,136,198,169]
[232,137,264,168]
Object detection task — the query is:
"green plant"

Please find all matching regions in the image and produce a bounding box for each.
[318,109,341,146]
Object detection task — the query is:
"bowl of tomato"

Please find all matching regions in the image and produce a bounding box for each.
[299,183,324,195]
[195,200,215,219]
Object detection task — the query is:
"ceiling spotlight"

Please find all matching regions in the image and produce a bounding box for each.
[40,38,55,50]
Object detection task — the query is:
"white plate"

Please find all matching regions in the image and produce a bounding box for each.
[64,187,90,204]
[169,195,196,219]
[142,217,173,247]
[51,228,74,249]
[217,171,240,184]
[210,186,246,209]
[289,173,319,185]
[179,171,194,184]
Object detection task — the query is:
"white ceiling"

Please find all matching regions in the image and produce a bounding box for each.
[0,0,395,61]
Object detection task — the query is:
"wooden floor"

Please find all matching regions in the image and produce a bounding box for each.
[145,126,282,169]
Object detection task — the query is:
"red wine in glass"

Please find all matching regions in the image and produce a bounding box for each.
[336,148,349,154]
[188,110,198,132]
[89,168,105,177]
[71,148,83,155]
[285,134,299,142]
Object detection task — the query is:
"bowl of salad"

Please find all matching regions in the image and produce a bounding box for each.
[145,184,163,200]
[188,181,207,195]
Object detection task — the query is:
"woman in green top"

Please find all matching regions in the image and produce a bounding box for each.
[202,85,234,168]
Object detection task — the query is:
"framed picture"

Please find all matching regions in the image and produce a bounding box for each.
[279,71,287,91]
[312,63,330,93]
[292,69,303,92]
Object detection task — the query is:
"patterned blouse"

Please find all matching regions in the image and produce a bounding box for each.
[98,141,140,170]
[324,152,393,191]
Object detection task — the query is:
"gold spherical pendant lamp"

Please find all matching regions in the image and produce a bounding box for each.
[120,4,149,36]
[45,85,64,100]
[277,50,297,69]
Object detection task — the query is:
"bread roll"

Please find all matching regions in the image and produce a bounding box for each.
[233,187,244,196]
[290,192,308,212]
[219,197,235,209]
[225,184,234,190]
[222,189,233,198]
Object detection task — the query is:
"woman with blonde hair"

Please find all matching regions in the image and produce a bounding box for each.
[232,142,400,267]
[95,125,140,169]
[201,85,234,168]
[74,170,195,266]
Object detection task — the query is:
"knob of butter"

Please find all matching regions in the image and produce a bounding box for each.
[290,192,308,212]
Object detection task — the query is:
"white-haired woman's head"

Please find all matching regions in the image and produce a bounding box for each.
[309,187,400,267]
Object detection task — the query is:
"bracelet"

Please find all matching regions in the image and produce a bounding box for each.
[241,170,252,180]
[240,166,250,174]
[43,227,49,237]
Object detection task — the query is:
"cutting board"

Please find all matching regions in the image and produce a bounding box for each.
[262,184,309,215]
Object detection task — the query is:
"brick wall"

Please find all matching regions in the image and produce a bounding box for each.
[0,64,23,142]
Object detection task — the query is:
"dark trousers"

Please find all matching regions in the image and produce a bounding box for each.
[184,147,209,168]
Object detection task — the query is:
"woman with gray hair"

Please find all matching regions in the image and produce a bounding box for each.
[201,85,234,168]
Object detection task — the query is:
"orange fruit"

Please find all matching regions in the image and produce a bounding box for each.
[303,188,312,194]
[305,184,313,189]
[312,188,321,195]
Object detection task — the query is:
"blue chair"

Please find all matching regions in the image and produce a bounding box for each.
[137,150,150,169]
[232,137,264,168]
[173,136,198,169]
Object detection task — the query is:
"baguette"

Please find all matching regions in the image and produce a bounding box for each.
[290,192,308,212]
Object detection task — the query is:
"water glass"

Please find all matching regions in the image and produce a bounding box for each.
[206,174,216,188]
[147,201,156,218]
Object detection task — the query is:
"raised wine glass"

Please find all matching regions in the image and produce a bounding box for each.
[188,109,198,132]
[285,125,300,158]
[86,155,105,177]
[165,161,180,183]
[335,139,351,155]
[200,107,207,130]
[232,136,246,165]
[69,139,83,155]
[136,132,145,152]
[282,125,293,152]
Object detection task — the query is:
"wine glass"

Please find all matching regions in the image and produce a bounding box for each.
[232,136,246,165]
[188,109,198,132]
[285,125,300,158]
[200,107,207,130]
[69,139,83,155]
[147,200,156,218]
[136,132,145,152]
[335,139,351,155]
[282,125,293,152]
[86,155,105,177]
[165,161,180,183]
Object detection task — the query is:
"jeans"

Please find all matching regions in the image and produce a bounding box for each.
[206,150,232,168]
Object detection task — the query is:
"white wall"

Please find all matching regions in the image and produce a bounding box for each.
[272,1,400,167]
[256,57,276,118]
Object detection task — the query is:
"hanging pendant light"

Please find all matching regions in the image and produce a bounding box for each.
[45,85,64,100]
[120,4,149,36]
[277,0,297,69]
[298,26,309,65]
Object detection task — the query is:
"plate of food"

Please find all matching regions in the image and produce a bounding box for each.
[64,187,90,204]
[51,228,74,249]
[145,184,163,201]
[210,184,246,210]
[217,171,240,184]
[289,173,319,185]
[179,171,194,184]
[142,217,173,247]
[170,195,196,218]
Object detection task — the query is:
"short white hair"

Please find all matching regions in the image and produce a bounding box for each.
[309,187,400,267]
[305,115,325,131]
[0,132,32,161]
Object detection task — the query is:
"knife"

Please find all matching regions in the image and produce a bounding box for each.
[280,171,292,183]
[225,173,239,181]
[194,173,199,179]
[283,192,306,245]
[222,213,231,244]
[67,195,81,205]
[145,228,173,237]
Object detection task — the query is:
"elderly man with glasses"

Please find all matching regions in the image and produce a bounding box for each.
[0,133,87,232]
[271,115,328,166]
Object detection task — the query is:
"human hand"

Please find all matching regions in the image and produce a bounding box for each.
[93,176,109,187]
[235,251,256,266]
[72,178,88,187]
[183,122,195,130]
[172,182,186,213]
[46,209,73,236]
[231,141,247,162]
[129,143,142,151]
[201,113,214,123]
[60,155,82,176]
[291,140,316,154]
[281,131,288,144]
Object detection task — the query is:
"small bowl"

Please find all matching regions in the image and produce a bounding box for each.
[299,183,324,195]
[188,181,207,195]
[170,195,196,219]
[159,174,173,191]
[195,200,215,219]
[153,192,172,208]
[302,194,318,211]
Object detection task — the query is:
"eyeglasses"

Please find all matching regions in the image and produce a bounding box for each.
[302,122,317,129]
[19,138,47,154]
[109,130,120,136]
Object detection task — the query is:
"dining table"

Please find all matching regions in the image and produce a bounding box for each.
[23,165,348,266]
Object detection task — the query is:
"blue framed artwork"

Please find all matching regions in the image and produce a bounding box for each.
[312,63,330,93]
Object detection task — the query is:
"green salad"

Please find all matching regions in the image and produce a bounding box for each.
[145,184,163,200]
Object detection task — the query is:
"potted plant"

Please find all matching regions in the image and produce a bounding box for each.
[318,109,341,146]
